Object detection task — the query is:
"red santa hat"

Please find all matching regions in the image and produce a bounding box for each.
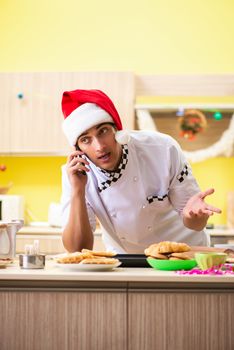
[61,89,129,146]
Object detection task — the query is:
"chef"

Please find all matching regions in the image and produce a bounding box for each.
[60,89,221,253]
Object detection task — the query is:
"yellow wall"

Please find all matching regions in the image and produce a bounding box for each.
[192,158,234,226]
[0,0,234,225]
[0,157,66,224]
[1,155,233,225]
[0,0,234,73]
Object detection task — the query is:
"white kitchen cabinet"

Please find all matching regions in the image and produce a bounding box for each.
[0,74,12,152]
[0,72,134,154]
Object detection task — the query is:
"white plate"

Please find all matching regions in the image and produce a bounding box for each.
[55,261,121,271]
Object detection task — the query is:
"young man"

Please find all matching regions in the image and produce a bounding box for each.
[61,89,221,253]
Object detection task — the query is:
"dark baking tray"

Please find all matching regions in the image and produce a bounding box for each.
[115,254,149,268]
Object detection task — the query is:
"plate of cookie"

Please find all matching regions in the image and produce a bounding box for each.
[145,241,197,271]
[54,249,121,271]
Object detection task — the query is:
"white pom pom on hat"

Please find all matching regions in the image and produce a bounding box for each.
[115,130,131,145]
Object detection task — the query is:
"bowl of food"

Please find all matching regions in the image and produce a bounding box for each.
[145,241,196,270]
[147,257,197,271]
[194,252,227,270]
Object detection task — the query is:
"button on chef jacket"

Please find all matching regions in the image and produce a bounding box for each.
[61,130,209,253]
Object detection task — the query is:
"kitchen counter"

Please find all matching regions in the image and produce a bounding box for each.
[1,262,234,350]
[0,262,234,285]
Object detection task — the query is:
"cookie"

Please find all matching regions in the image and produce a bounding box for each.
[169,257,182,260]
[81,249,116,257]
[144,244,159,256]
[156,241,191,254]
[169,252,191,260]
[149,252,168,260]
[56,252,92,264]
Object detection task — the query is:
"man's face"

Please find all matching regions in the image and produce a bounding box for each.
[77,123,123,171]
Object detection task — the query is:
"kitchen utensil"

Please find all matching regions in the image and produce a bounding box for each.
[19,254,45,269]
[48,202,62,227]
[115,254,149,267]
[147,258,197,271]
[0,225,10,254]
[0,194,24,221]
[0,220,24,259]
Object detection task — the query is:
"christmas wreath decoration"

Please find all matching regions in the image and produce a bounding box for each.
[136,109,234,163]
[178,109,207,140]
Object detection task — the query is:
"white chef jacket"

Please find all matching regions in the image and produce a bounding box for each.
[61,130,209,253]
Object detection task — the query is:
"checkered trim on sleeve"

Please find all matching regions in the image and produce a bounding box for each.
[147,194,168,204]
[98,144,128,192]
[176,164,189,183]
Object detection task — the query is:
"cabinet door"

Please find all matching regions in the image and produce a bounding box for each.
[0,72,70,154]
[0,290,127,350]
[128,291,234,350]
[10,73,70,154]
[0,74,12,152]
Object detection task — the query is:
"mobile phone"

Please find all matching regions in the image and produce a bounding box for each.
[75,145,86,176]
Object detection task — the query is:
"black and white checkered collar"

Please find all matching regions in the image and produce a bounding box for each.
[97,144,129,193]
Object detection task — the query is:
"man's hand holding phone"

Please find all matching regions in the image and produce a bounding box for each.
[66,149,90,193]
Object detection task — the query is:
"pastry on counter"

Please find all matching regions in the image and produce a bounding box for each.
[56,249,119,265]
[56,251,93,264]
[81,249,116,257]
[145,241,192,260]
[145,241,190,255]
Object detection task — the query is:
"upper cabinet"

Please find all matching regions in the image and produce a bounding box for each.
[0,72,135,155]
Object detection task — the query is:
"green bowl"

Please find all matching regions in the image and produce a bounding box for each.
[147,258,197,271]
[194,252,227,270]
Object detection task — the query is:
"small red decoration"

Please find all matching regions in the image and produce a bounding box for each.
[0,164,7,171]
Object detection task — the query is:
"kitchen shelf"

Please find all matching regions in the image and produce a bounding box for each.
[135,103,234,112]
[18,225,102,236]
[205,228,234,236]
